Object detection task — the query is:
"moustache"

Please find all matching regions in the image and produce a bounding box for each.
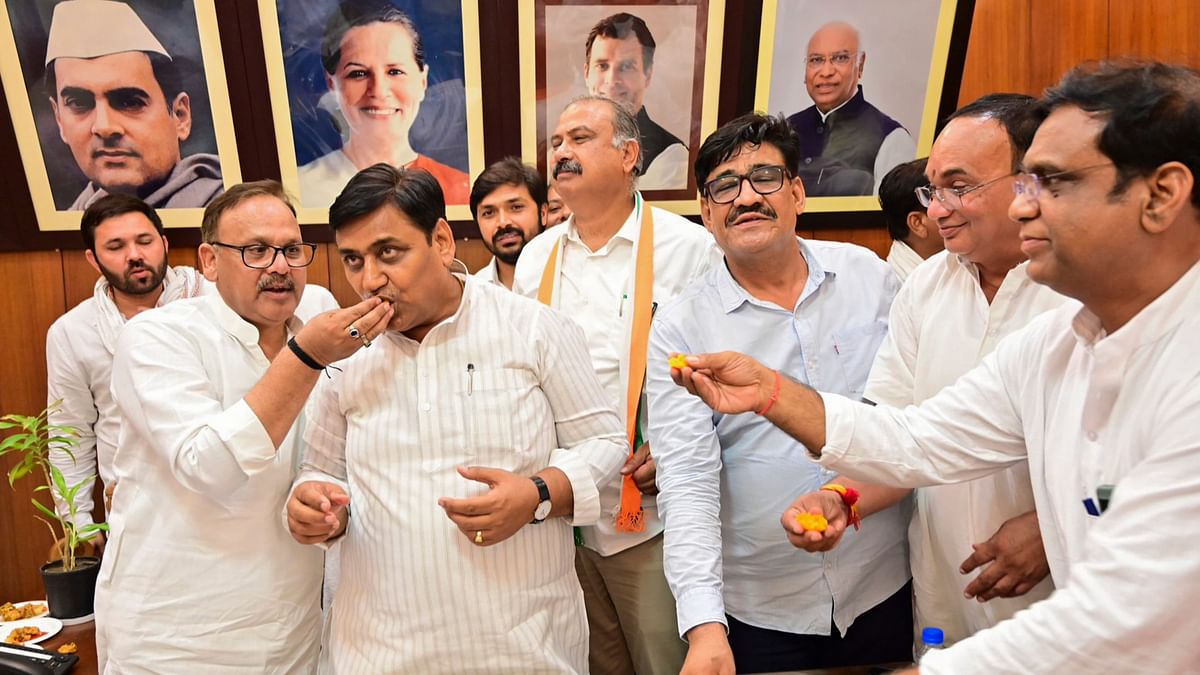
[257,274,295,293]
[553,159,582,179]
[491,226,526,246]
[725,203,778,227]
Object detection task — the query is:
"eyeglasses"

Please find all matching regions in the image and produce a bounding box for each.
[211,241,317,269]
[806,51,857,69]
[704,165,788,204]
[1012,163,1114,201]
[915,173,1016,211]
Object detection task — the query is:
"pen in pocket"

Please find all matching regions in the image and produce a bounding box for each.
[466,363,474,396]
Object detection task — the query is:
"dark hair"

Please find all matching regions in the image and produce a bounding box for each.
[80,193,164,251]
[201,180,296,243]
[1039,60,1200,207]
[944,93,1039,173]
[878,158,929,241]
[694,112,801,192]
[321,1,425,74]
[330,164,443,241]
[46,52,184,108]
[469,157,547,220]
[585,12,655,73]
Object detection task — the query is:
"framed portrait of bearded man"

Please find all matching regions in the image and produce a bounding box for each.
[755,0,973,213]
[0,0,241,233]
[260,0,485,224]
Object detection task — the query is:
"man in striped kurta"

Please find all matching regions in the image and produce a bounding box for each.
[286,164,628,674]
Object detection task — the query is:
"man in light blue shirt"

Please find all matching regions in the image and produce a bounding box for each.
[646,112,912,673]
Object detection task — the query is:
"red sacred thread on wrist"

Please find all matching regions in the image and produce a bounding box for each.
[755,369,782,416]
[821,483,862,530]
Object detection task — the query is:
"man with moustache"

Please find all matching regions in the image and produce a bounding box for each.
[513,95,718,675]
[584,12,688,190]
[470,157,548,289]
[95,180,380,672]
[786,21,915,196]
[46,193,203,543]
[671,60,1200,674]
[286,165,626,673]
[646,113,911,674]
[43,0,223,210]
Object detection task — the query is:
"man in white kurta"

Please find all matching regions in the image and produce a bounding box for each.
[866,253,1064,642]
[512,96,717,675]
[96,181,383,674]
[864,97,1066,644]
[671,61,1200,674]
[287,164,627,674]
[47,194,203,532]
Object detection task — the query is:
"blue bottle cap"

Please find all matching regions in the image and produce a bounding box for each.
[921,627,944,645]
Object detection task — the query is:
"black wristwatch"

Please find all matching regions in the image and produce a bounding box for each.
[530,476,552,524]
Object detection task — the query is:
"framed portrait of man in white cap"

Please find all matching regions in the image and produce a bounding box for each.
[0,0,241,231]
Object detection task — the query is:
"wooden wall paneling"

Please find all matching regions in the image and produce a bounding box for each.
[808,227,891,260]
[1108,0,1200,69]
[0,251,67,602]
[1029,0,1109,93]
[457,239,492,275]
[61,251,96,311]
[305,243,331,294]
[958,0,1034,105]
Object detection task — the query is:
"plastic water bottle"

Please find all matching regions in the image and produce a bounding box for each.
[917,626,945,659]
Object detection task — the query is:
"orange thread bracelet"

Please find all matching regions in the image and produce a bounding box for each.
[821,483,862,530]
[755,369,782,416]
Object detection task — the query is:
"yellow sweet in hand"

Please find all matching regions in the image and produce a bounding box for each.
[795,512,829,532]
[668,354,689,369]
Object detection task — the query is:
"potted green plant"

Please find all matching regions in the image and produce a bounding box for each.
[0,402,108,619]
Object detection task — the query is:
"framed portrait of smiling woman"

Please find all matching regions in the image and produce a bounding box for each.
[260,0,484,223]
[0,0,241,232]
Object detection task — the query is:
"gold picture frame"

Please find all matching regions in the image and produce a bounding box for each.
[259,0,485,224]
[0,0,241,231]
[519,0,726,217]
[754,0,963,213]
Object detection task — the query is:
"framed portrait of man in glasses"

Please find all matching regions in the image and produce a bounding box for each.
[754,0,973,214]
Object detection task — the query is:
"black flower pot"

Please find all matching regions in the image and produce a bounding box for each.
[41,555,101,620]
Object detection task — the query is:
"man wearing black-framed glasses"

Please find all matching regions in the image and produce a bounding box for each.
[95,180,384,672]
[785,21,915,197]
[670,59,1200,675]
[645,112,909,673]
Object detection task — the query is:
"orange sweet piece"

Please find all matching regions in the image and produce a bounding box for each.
[795,512,829,532]
[668,354,689,369]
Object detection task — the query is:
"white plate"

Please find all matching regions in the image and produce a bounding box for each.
[1,601,49,622]
[1,617,63,646]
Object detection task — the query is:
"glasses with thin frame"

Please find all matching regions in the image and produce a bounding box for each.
[704,165,789,204]
[915,173,1016,211]
[211,241,317,269]
[806,51,857,69]
[1012,163,1114,201]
